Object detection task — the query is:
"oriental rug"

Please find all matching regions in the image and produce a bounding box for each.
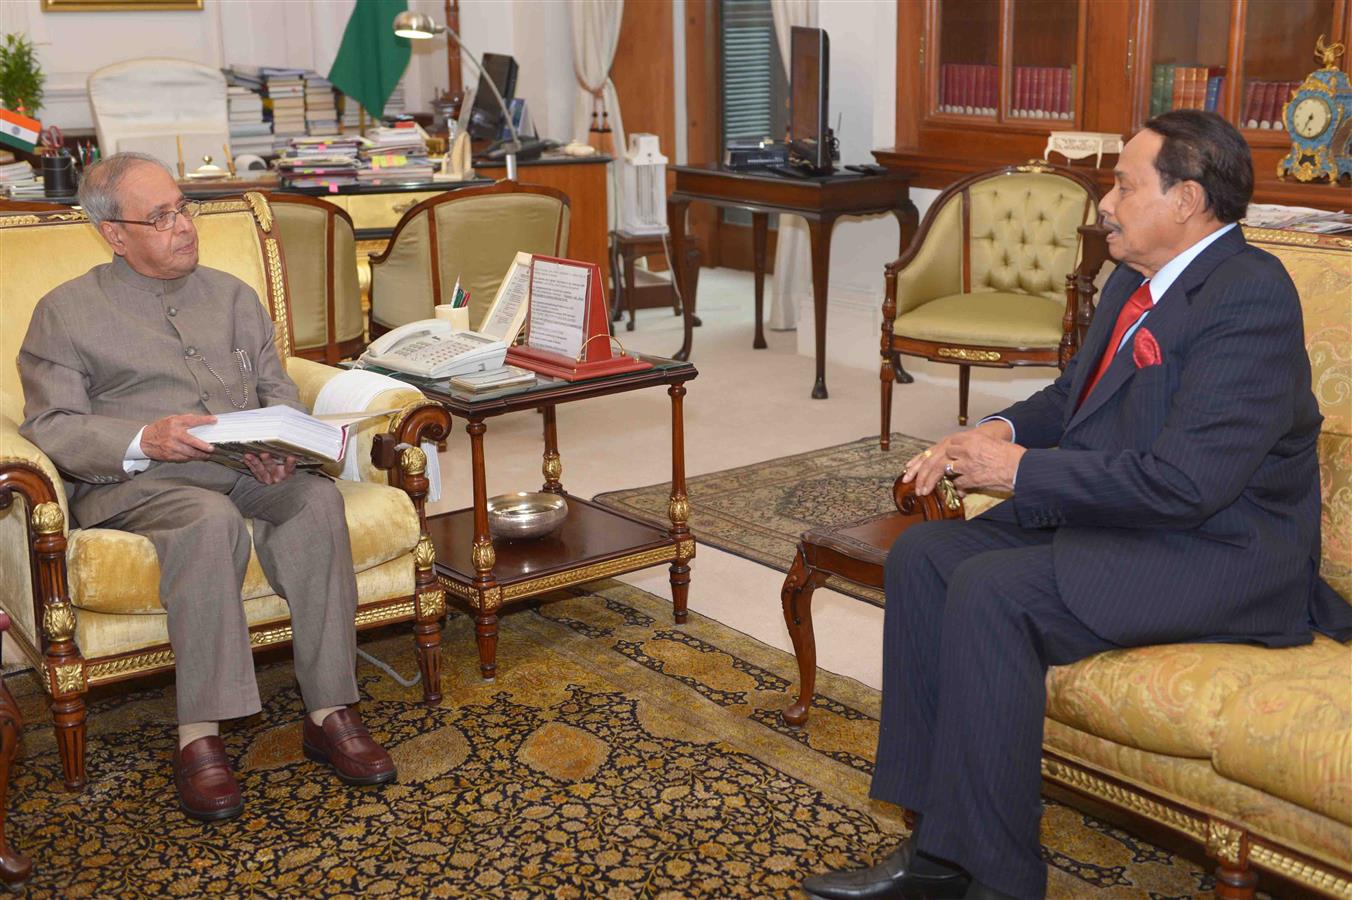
[594,435,932,606]
[6,581,1217,897]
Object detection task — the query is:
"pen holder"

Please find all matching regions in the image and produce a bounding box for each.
[42,154,77,197]
[434,304,470,331]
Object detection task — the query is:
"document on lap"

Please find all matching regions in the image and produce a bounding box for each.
[187,406,396,471]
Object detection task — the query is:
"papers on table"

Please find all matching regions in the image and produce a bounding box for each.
[525,258,591,360]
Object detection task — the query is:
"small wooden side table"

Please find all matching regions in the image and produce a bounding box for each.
[609,231,702,332]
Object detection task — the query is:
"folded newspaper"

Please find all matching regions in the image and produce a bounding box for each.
[188,406,393,472]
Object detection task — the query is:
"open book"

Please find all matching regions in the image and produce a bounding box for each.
[188,406,392,472]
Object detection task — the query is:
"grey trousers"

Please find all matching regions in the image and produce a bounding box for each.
[97,461,360,724]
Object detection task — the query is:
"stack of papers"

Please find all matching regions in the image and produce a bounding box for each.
[276,136,367,188]
[357,124,434,183]
[0,152,37,197]
[1243,203,1352,235]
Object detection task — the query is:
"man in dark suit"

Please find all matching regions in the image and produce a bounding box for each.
[803,111,1352,899]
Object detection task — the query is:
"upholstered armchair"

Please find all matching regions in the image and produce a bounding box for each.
[0,196,453,791]
[87,59,230,172]
[267,193,366,363]
[369,181,571,334]
[880,161,1103,441]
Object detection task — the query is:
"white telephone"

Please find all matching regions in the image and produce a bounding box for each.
[361,320,507,379]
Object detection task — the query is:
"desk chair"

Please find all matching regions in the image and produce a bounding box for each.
[267,193,365,363]
[87,59,229,172]
[0,196,452,791]
[369,182,570,334]
[881,161,1100,439]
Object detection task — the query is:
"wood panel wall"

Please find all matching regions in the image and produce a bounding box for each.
[612,0,678,159]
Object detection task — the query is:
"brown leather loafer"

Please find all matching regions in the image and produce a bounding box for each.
[302,707,396,786]
[172,735,244,822]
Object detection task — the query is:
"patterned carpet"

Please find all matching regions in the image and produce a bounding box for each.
[5,581,1218,897]
[594,434,931,606]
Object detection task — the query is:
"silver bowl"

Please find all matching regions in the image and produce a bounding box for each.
[486,492,568,540]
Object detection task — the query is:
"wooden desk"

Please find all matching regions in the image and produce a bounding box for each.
[476,155,613,293]
[667,164,918,399]
[385,356,697,680]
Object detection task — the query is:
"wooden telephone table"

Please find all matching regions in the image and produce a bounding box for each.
[395,356,699,679]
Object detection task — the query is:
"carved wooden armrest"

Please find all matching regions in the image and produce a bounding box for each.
[892,476,966,522]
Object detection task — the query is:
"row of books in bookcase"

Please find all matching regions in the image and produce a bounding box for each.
[938,64,1075,119]
[1149,65,1226,116]
[1241,80,1300,131]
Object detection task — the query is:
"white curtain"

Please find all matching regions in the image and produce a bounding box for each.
[768,0,818,330]
[572,0,627,223]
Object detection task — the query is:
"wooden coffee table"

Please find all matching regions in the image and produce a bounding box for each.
[407,355,698,680]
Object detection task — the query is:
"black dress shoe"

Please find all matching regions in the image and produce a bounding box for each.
[801,839,971,899]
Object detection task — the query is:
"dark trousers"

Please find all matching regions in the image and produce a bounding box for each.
[870,519,1116,899]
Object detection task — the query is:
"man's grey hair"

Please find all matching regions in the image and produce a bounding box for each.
[76,152,175,227]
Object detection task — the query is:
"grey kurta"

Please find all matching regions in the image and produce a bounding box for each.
[18,255,359,722]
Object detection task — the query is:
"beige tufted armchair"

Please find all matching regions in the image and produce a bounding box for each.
[266,193,366,364]
[369,181,570,335]
[880,161,1104,441]
[0,196,452,791]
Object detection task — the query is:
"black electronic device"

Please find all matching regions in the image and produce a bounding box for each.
[724,138,790,170]
[480,137,554,162]
[789,26,834,175]
[467,53,519,141]
[844,163,887,175]
[765,164,812,179]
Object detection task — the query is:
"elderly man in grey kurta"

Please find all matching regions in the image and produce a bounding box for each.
[18,153,396,822]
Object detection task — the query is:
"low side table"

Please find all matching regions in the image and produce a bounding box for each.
[609,231,702,332]
[407,356,699,680]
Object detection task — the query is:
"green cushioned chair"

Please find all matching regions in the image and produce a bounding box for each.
[880,161,1105,441]
[267,193,365,364]
[369,181,571,334]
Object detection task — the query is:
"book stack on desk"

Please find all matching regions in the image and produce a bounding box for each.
[277,136,364,188]
[358,125,434,183]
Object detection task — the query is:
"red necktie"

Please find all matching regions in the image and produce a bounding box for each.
[1078,281,1153,407]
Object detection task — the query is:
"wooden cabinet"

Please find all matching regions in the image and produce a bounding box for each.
[882,0,1352,210]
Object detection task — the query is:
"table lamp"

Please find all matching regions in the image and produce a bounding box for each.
[393,10,522,182]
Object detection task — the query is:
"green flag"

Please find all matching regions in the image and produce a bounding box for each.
[328,0,412,120]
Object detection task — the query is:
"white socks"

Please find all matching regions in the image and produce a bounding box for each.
[309,705,343,726]
[178,706,344,748]
[177,721,219,749]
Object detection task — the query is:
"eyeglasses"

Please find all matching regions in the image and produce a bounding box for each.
[106,199,202,232]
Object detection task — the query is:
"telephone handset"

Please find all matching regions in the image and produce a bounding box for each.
[361,319,507,379]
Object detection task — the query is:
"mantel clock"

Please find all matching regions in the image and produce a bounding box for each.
[1280,35,1352,184]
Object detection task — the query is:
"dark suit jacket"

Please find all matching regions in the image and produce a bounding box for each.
[983,226,1352,647]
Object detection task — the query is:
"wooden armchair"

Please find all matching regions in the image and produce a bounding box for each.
[0,195,452,791]
[880,161,1105,440]
[266,193,366,364]
[369,181,570,334]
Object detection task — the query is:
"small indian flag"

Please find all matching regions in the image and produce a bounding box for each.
[0,108,40,153]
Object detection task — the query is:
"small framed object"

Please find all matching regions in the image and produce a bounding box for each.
[507,256,650,381]
[42,0,202,9]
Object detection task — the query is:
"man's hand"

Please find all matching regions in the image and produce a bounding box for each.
[140,414,217,462]
[243,451,297,485]
[902,419,1025,497]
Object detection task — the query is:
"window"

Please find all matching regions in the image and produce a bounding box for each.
[719,0,788,224]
